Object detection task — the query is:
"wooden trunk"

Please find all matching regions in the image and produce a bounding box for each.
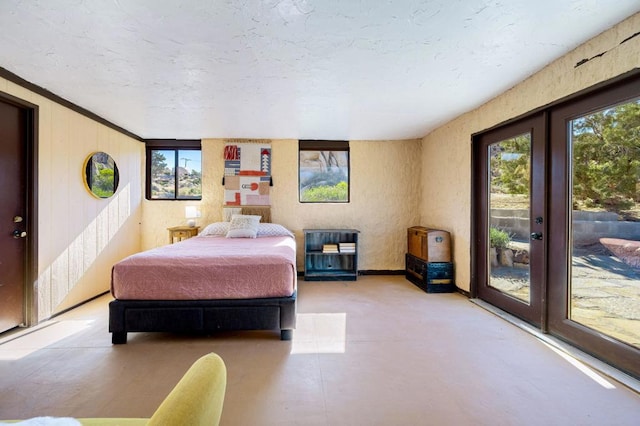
[405,254,456,293]
[407,226,451,262]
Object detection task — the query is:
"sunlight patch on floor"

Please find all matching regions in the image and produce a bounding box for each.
[540,340,616,389]
[291,313,346,354]
[0,320,94,361]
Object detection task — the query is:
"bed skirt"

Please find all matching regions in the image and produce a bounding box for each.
[109,292,296,344]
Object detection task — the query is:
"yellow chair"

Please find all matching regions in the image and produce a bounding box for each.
[149,352,226,425]
[4,353,227,426]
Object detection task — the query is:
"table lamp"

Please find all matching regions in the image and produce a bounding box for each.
[185,206,201,227]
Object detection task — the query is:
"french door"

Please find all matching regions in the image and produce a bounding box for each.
[473,73,640,379]
[547,76,640,378]
[473,113,546,328]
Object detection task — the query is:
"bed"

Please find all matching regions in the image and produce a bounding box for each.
[108,216,297,344]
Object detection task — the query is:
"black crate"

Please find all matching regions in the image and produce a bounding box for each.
[405,253,456,293]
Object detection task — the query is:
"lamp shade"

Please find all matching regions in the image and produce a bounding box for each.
[185,206,201,227]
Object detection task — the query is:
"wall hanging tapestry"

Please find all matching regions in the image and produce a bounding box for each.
[224,141,271,206]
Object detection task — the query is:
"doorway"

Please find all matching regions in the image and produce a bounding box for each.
[472,73,640,379]
[0,93,37,333]
[473,113,546,328]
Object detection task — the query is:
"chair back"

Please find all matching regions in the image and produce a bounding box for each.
[147,353,227,426]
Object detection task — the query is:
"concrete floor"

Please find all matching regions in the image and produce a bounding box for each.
[1,275,639,425]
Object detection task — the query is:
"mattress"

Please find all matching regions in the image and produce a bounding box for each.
[111,235,297,300]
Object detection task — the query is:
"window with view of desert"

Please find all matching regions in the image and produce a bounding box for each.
[150,149,202,200]
[299,150,349,203]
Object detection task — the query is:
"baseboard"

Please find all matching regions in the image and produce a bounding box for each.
[457,288,471,297]
[359,270,405,275]
[298,270,405,277]
[49,290,111,320]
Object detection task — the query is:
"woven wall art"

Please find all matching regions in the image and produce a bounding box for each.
[223,141,271,206]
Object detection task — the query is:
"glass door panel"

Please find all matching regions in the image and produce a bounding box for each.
[476,73,640,378]
[488,133,531,304]
[568,99,640,350]
[473,113,545,327]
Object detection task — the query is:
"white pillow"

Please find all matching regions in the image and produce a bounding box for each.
[226,215,261,238]
[257,223,294,238]
[199,222,230,236]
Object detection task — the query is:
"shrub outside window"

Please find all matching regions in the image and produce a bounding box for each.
[146,140,202,200]
[299,140,349,203]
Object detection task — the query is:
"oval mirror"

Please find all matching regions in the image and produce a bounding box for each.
[84,152,119,198]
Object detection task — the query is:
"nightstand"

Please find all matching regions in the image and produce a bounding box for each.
[168,225,200,244]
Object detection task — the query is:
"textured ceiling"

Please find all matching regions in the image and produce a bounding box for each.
[1,1,639,140]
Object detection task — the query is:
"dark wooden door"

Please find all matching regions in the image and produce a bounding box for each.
[0,99,27,333]
[473,73,640,379]
[472,113,547,327]
[547,76,640,379]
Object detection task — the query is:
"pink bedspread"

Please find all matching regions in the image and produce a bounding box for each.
[111,235,297,300]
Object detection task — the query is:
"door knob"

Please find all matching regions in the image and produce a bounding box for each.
[13,230,27,238]
[530,232,543,241]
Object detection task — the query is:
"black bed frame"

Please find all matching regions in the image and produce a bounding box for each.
[109,292,296,344]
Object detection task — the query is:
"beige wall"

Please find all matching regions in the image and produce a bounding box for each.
[0,77,143,321]
[142,138,422,271]
[420,12,640,292]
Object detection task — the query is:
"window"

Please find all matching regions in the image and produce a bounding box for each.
[299,140,350,203]
[146,140,202,200]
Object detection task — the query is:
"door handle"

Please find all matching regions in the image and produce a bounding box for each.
[13,230,27,239]
[530,232,543,241]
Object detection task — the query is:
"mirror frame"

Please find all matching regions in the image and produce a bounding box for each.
[84,152,119,199]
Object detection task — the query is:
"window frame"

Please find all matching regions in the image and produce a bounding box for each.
[298,140,350,203]
[145,139,202,201]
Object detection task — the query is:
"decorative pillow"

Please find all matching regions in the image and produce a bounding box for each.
[257,223,294,238]
[226,215,261,238]
[199,222,230,236]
